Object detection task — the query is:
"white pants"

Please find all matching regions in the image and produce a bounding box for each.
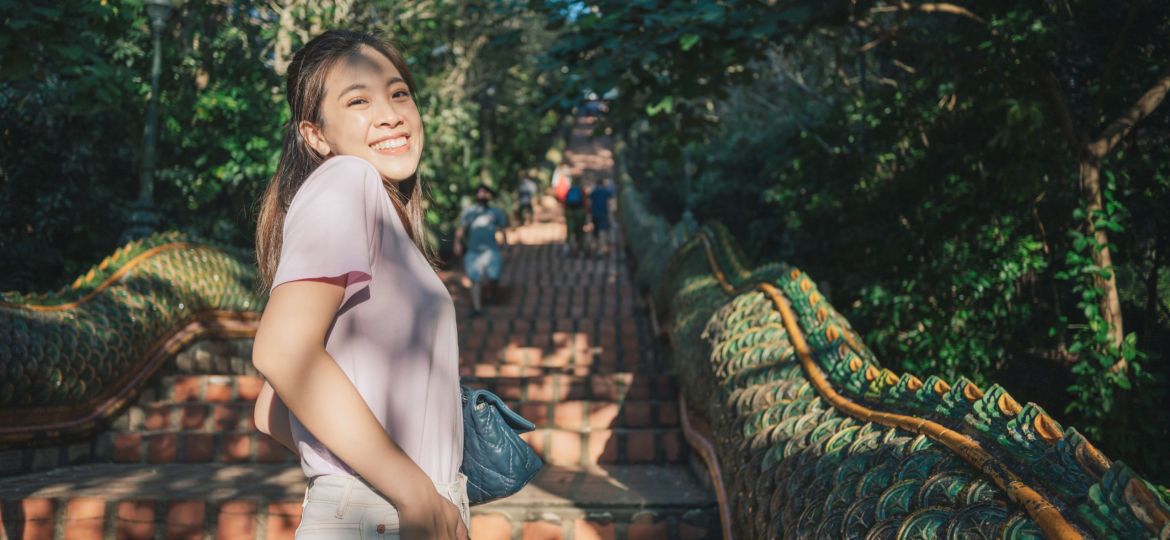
[295,474,470,539]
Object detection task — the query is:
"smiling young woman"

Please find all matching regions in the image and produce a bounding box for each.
[250,30,468,540]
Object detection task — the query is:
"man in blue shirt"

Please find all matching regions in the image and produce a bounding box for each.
[588,178,614,257]
[455,186,508,316]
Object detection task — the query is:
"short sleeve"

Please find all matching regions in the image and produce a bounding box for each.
[271,156,385,307]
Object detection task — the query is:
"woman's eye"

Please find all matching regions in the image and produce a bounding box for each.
[393,89,411,99]
[347,98,368,106]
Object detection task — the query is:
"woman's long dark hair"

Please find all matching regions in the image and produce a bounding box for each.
[255,30,434,291]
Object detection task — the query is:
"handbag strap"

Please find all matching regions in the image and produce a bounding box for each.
[462,386,537,433]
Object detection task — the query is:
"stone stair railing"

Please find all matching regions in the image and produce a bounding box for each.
[615,145,1170,539]
[0,232,263,459]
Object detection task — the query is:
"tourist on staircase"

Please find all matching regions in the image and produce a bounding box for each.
[515,169,538,226]
[551,161,571,204]
[587,177,614,258]
[552,161,585,256]
[454,184,509,318]
[562,180,587,258]
[251,30,469,540]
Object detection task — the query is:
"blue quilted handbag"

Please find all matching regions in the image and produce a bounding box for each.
[459,386,543,505]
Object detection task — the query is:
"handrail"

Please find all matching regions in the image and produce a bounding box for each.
[0,243,193,311]
[618,155,1170,537]
[685,229,1084,537]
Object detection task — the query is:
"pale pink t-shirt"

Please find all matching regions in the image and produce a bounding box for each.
[271,155,462,484]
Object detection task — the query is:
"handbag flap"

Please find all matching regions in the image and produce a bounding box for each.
[463,387,537,433]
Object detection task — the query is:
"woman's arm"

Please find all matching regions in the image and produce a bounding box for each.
[253,276,466,539]
[253,381,298,454]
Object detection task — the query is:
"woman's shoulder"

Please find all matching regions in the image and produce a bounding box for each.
[305,156,382,190]
[290,156,384,210]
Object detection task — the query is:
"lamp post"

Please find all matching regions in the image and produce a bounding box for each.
[123,0,176,242]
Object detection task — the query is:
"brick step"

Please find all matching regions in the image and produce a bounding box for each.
[497,266,633,279]
[460,347,655,368]
[118,397,678,434]
[459,333,641,346]
[461,342,648,359]
[104,374,678,466]
[0,464,716,540]
[105,409,683,467]
[147,371,676,405]
[130,375,676,416]
[144,372,676,405]
[144,373,672,406]
[511,400,679,430]
[0,464,303,540]
[460,351,652,369]
[102,429,294,466]
[455,305,640,319]
[519,428,686,466]
[456,315,645,336]
[478,282,634,291]
[471,465,717,540]
[156,374,264,404]
[464,286,635,295]
[453,293,636,305]
[461,333,644,350]
[453,286,637,301]
[468,286,635,295]
[98,373,290,466]
[460,364,664,378]
[462,374,677,402]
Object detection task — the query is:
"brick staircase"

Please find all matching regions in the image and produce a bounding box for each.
[105,371,291,466]
[455,221,715,539]
[0,119,717,539]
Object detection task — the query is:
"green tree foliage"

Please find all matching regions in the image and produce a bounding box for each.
[0,0,562,291]
[369,1,565,240]
[545,0,1170,482]
[1,1,145,289]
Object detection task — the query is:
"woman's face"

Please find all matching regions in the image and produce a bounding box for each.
[301,45,423,183]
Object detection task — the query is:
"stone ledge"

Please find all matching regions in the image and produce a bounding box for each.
[477,465,714,510]
[0,464,712,509]
[0,464,717,539]
[0,464,303,500]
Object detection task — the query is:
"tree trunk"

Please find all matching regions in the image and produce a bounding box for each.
[1077,156,1125,350]
[480,100,494,186]
[273,2,297,76]
[1043,69,1170,370]
[1078,69,1170,368]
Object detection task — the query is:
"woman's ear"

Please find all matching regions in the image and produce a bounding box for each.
[298,120,332,157]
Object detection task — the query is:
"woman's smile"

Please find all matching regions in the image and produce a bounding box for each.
[370,135,409,152]
[306,45,425,183]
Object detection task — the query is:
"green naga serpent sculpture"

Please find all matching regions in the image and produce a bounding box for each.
[618,177,1170,538]
[0,232,265,445]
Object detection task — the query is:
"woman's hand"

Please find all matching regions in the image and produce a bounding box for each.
[399,488,469,540]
